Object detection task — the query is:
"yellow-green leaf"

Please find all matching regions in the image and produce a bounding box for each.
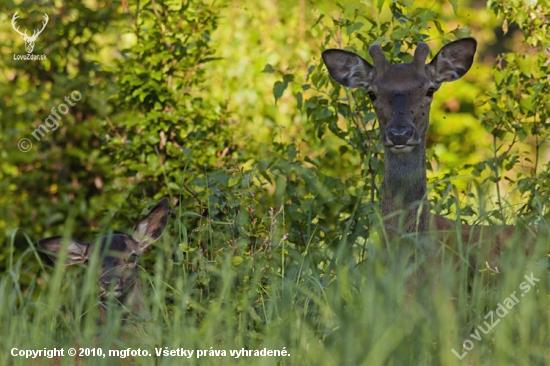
[231,256,244,266]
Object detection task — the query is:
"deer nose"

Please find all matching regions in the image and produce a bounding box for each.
[99,277,118,289]
[386,124,414,145]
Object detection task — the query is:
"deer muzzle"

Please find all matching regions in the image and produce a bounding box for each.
[383,118,421,153]
[99,275,124,297]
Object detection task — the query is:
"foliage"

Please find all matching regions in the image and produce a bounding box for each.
[476,1,550,220]
[0,0,120,251]
[0,0,549,364]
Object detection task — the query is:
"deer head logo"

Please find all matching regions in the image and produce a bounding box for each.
[11,11,49,54]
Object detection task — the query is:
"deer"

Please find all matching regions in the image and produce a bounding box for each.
[321,38,534,275]
[11,11,49,54]
[38,197,170,321]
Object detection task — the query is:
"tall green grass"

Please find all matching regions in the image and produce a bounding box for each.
[2,206,549,366]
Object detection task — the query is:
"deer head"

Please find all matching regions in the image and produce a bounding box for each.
[12,11,49,54]
[38,198,170,303]
[322,38,476,156]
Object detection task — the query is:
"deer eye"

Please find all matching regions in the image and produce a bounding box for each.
[426,88,436,97]
[367,91,377,102]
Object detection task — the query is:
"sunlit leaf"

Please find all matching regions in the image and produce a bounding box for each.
[273,81,288,104]
[231,256,244,266]
[262,64,275,73]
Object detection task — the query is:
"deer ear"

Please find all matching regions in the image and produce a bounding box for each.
[132,197,170,252]
[322,49,374,89]
[427,38,477,83]
[37,236,90,265]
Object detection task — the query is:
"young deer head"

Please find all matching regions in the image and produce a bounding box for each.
[322,39,477,239]
[38,198,170,318]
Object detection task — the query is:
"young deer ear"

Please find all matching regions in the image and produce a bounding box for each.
[132,197,170,252]
[427,38,477,83]
[37,236,90,265]
[322,49,374,89]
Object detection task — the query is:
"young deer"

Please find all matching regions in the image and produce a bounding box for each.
[38,197,170,320]
[322,39,531,269]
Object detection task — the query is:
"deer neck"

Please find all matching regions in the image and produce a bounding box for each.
[381,142,428,235]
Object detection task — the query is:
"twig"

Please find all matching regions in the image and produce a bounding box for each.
[154,145,174,203]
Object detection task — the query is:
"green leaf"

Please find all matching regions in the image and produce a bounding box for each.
[310,14,324,29]
[273,81,288,104]
[312,107,332,120]
[516,10,527,26]
[151,70,162,81]
[452,26,471,38]
[231,256,244,266]
[502,19,508,35]
[376,0,385,12]
[448,0,458,15]
[296,92,303,109]
[283,74,295,83]
[520,96,535,112]
[417,8,436,23]
[262,64,275,73]
[167,182,180,191]
[517,56,532,77]
[433,20,444,36]
[346,22,363,35]
[287,143,297,161]
[228,174,241,187]
[179,243,196,253]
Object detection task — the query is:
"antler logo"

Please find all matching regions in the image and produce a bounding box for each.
[12,11,49,54]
